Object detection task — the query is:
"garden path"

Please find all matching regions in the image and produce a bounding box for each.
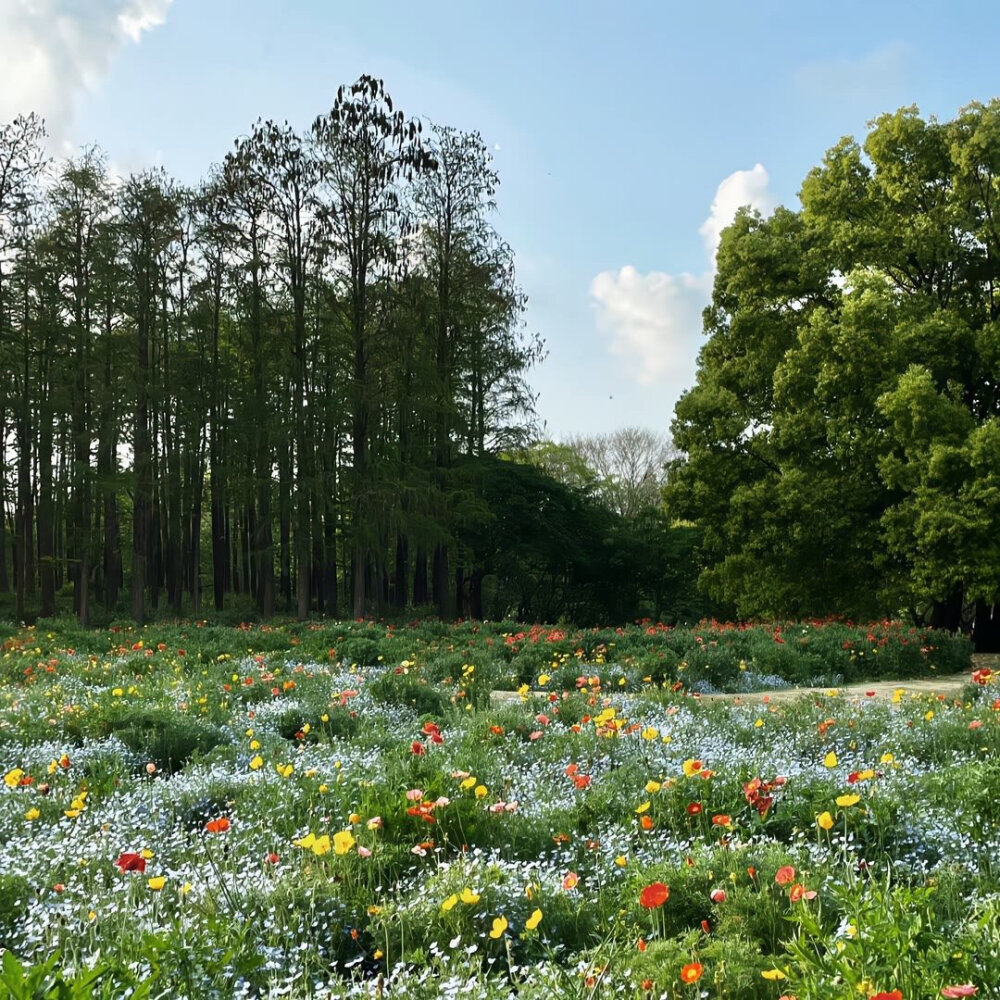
[491,655,997,705]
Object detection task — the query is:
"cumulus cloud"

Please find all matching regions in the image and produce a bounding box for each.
[591,165,775,391]
[0,0,173,146]
[590,266,711,387]
[698,163,776,260]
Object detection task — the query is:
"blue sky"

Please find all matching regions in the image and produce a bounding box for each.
[3,0,998,438]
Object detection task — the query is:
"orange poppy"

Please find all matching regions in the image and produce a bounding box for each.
[774,865,796,885]
[205,817,230,834]
[639,882,669,909]
[680,962,703,984]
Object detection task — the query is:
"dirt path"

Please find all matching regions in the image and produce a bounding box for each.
[493,656,995,707]
[692,673,970,704]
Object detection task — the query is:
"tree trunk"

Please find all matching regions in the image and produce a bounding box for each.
[433,543,451,619]
[394,533,408,608]
[469,568,485,620]
[929,584,964,632]
[413,547,428,605]
[972,600,1000,653]
[37,405,56,619]
[454,563,465,620]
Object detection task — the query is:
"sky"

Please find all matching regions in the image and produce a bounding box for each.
[2,0,999,439]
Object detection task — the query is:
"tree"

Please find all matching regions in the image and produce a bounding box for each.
[44,149,111,623]
[312,76,436,617]
[245,120,324,618]
[0,85,548,626]
[118,169,181,623]
[669,100,1000,643]
[565,427,676,519]
[0,114,47,611]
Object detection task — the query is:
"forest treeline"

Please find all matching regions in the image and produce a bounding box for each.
[667,100,1000,648]
[10,84,1000,637]
[0,78,709,627]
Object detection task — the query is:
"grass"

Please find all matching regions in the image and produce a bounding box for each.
[0,617,995,998]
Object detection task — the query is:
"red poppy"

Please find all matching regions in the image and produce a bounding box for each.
[265,852,280,864]
[686,802,703,816]
[870,992,903,1000]
[410,741,426,756]
[789,883,805,902]
[774,865,796,885]
[639,882,669,909]
[711,814,731,826]
[680,962,703,984]
[637,938,647,952]
[710,888,727,903]
[205,817,230,834]
[114,852,146,874]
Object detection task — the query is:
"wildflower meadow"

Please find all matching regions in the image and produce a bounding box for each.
[0,617,997,999]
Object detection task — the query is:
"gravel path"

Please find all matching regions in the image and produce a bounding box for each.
[492,654,996,706]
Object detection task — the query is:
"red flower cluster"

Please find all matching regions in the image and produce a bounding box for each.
[114,852,146,874]
[421,720,444,744]
[406,800,438,823]
[743,775,785,817]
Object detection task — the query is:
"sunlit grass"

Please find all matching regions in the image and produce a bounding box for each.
[0,619,995,998]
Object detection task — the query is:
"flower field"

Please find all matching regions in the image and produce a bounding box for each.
[0,618,997,999]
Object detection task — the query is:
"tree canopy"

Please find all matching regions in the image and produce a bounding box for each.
[0,82,544,624]
[668,101,1000,642]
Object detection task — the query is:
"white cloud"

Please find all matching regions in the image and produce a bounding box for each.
[0,0,173,147]
[591,165,775,390]
[590,266,710,388]
[699,163,776,260]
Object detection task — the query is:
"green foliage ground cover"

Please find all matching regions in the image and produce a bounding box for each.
[0,619,994,998]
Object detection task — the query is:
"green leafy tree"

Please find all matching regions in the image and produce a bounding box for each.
[670,100,1000,644]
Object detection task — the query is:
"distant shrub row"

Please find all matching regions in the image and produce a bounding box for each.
[17,615,973,695]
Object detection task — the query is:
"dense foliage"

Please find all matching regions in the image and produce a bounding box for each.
[0,616,971,694]
[669,101,1000,643]
[0,83,545,626]
[0,619,994,998]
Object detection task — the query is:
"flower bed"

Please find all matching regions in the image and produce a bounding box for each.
[0,622,994,998]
